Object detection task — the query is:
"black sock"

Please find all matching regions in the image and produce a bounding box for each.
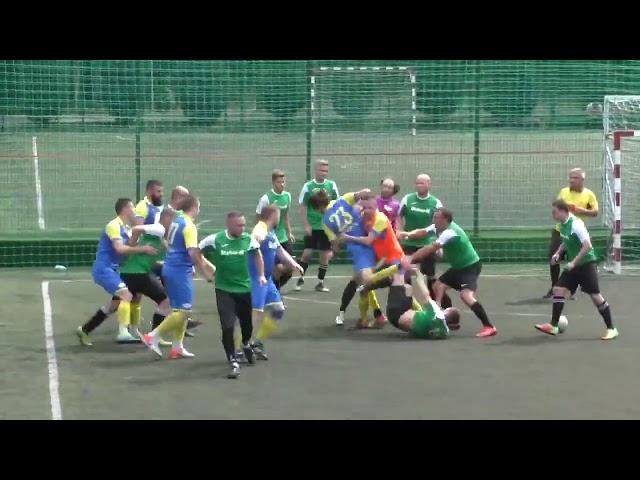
[373,308,383,318]
[340,281,358,312]
[551,295,565,326]
[152,313,165,330]
[470,302,492,327]
[278,272,293,290]
[318,263,328,281]
[597,300,614,329]
[239,316,253,345]
[441,293,453,310]
[550,264,560,288]
[221,327,236,361]
[82,308,107,334]
[299,261,309,276]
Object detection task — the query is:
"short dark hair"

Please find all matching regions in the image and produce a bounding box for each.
[272,169,286,182]
[436,207,453,223]
[159,207,176,225]
[115,198,132,214]
[552,199,570,213]
[309,189,330,210]
[146,179,162,191]
[259,205,279,222]
[381,178,400,195]
[180,194,199,213]
[358,190,375,201]
[227,211,244,220]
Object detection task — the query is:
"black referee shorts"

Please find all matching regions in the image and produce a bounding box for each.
[403,244,436,277]
[215,289,252,330]
[557,262,600,294]
[120,273,167,304]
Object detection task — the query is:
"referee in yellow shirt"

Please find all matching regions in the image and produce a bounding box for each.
[544,168,599,298]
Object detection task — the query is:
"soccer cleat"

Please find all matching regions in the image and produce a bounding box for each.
[76,326,93,347]
[252,341,269,361]
[129,327,142,339]
[601,328,619,341]
[335,311,345,326]
[140,333,163,358]
[227,360,241,379]
[242,344,256,365]
[534,323,559,336]
[372,313,387,329]
[542,289,553,299]
[315,282,330,293]
[355,319,371,329]
[169,347,195,359]
[184,330,195,338]
[117,330,140,344]
[235,349,247,364]
[476,325,498,337]
[295,278,304,291]
[186,318,202,330]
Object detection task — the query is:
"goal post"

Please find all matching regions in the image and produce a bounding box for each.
[602,95,640,274]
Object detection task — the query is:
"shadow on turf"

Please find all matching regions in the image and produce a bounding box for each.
[484,335,603,347]
[503,297,550,306]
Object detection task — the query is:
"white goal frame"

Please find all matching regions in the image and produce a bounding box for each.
[309,66,417,136]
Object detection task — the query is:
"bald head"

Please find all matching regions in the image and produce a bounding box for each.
[568,168,586,191]
[170,185,190,209]
[415,174,432,197]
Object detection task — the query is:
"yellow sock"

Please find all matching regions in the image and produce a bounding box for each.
[117,301,131,331]
[256,315,278,342]
[234,327,242,350]
[412,297,423,311]
[156,311,184,339]
[175,312,188,343]
[358,293,370,322]
[369,264,399,284]
[130,302,141,327]
[368,291,381,313]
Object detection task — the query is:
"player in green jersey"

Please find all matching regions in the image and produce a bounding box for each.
[296,159,339,292]
[535,199,618,340]
[400,207,496,338]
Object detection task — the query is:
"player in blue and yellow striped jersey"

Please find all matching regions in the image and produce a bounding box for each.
[134,179,164,226]
[76,198,159,346]
[140,195,216,359]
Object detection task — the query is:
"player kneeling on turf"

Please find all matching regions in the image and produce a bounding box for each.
[387,268,460,339]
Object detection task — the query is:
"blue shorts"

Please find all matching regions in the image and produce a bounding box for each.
[92,264,127,296]
[347,244,377,273]
[162,265,193,310]
[251,277,282,311]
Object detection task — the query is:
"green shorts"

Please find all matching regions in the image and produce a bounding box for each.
[410,308,449,339]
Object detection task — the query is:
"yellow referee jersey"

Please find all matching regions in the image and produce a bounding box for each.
[555,187,598,231]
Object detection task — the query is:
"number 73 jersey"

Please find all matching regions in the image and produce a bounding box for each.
[322,192,366,241]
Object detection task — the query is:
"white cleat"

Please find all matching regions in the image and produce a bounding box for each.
[117,330,140,344]
[335,311,345,326]
[140,333,163,358]
[170,347,195,359]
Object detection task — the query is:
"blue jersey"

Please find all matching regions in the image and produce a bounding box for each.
[94,217,130,268]
[164,214,198,269]
[249,222,280,279]
[134,197,163,225]
[323,193,366,238]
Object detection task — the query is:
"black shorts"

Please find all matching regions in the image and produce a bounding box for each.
[557,262,600,294]
[386,285,413,329]
[439,262,482,291]
[303,229,331,251]
[548,229,567,261]
[215,289,252,329]
[120,273,167,304]
[403,244,436,277]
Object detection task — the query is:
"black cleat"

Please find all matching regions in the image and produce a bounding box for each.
[243,344,256,365]
[295,278,304,291]
[252,341,269,361]
[235,349,247,364]
[227,360,240,379]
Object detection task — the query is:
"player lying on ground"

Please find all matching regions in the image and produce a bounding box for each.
[77,198,158,346]
[310,189,385,329]
[399,207,497,338]
[386,268,460,339]
[535,199,618,340]
[247,206,304,368]
[140,195,216,359]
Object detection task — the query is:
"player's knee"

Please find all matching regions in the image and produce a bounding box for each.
[460,289,476,305]
[157,299,170,315]
[117,289,133,302]
[590,293,604,305]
